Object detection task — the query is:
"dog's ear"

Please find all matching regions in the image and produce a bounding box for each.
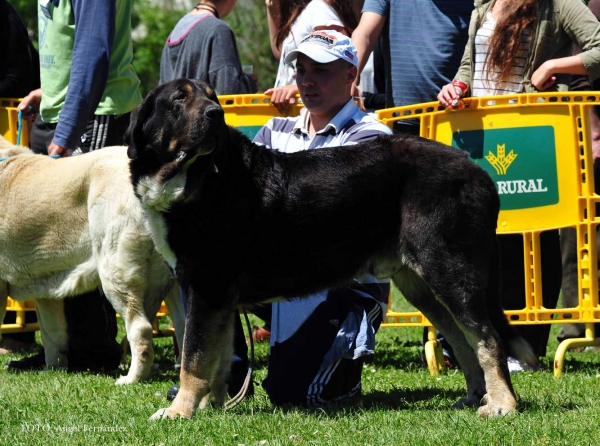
[126,90,158,160]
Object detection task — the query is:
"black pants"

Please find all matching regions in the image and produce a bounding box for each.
[26,113,132,371]
[263,283,388,406]
[557,167,600,341]
[499,231,562,357]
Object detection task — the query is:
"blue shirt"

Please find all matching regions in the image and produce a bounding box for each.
[363,0,472,121]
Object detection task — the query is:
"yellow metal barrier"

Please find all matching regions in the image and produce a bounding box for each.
[377,92,600,376]
[1,101,33,335]
[218,93,303,140]
[0,97,30,147]
[1,298,38,334]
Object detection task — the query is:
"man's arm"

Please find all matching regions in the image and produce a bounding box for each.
[350,11,386,108]
[50,0,116,156]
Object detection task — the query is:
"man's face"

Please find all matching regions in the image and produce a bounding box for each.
[295,54,356,117]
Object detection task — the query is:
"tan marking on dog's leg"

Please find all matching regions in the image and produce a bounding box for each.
[150,308,235,419]
[471,337,517,418]
[150,354,211,420]
[35,298,68,369]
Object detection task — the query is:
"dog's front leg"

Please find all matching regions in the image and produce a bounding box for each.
[150,298,234,420]
[34,298,68,369]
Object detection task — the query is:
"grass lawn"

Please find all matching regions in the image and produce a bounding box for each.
[1,291,599,446]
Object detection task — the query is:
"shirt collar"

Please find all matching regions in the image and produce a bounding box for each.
[293,98,358,137]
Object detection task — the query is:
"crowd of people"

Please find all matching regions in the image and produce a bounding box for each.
[2,0,600,407]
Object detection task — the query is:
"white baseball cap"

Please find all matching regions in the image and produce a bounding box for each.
[284,30,358,68]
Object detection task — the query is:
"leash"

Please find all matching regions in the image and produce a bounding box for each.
[17,109,24,147]
[224,306,254,410]
[16,106,45,149]
[16,107,35,147]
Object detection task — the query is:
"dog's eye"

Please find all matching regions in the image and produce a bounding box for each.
[173,92,187,104]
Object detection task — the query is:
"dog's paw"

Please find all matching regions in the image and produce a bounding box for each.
[115,375,136,385]
[477,394,517,418]
[149,407,192,420]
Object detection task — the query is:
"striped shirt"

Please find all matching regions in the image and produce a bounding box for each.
[253,98,391,286]
[255,99,391,405]
[472,12,532,97]
[253,98,392,152]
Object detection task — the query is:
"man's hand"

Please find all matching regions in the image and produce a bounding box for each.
[17,88,42,120]
[264,84,299,113]
[48,141,68,157]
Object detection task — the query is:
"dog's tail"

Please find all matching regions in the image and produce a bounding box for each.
[486,238,539,368]
[0,135,32,158]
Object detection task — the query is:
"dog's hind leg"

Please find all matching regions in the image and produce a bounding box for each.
[409,251,518,418]
[392,268,487,409]
[34,298,68,369]
[150,294,234,420]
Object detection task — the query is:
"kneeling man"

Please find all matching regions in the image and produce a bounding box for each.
[255,30,392,405]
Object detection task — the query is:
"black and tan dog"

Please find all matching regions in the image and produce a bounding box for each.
[127,79,537,419]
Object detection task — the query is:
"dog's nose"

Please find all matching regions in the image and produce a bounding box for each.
[204,106,224,121]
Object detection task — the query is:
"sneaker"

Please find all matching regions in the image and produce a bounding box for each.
[246,326,271,343]
[6,351,46,371]
[166,385,179,401]
[507,356,538,374]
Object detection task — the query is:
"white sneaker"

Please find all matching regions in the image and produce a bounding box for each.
[507,356,538,374]
[507,356,525,374]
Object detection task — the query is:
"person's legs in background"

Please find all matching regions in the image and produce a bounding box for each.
[0,312,37,354]
[557,166,600,344]
[499,230,562,371]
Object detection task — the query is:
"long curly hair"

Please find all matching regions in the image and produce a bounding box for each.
[274,0,358,50]
[485,0,539,83]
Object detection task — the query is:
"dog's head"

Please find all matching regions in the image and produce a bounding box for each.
[127,78,226,181]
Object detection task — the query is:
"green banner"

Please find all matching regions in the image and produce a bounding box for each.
[452,126,559,210]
